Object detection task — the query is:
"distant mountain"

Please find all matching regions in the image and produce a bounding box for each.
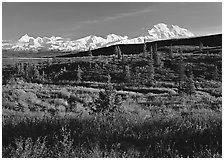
[2,23,195,52]
[147,23,195,39]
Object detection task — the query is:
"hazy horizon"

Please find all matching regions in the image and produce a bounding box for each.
[3,2,222,41]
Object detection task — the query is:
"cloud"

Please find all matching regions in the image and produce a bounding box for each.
[102,7,153,22]
[60,6,154,39]
[75,6,153,26]
[79,19,100,25]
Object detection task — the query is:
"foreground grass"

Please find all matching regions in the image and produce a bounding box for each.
[2,106,222,158]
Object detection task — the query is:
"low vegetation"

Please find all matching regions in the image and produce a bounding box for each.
[2,44,222,157]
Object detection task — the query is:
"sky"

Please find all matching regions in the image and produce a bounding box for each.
[2,2,222,41]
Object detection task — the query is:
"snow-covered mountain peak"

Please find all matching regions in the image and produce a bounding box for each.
[3,23,195,52]
[153,23,169,31]
[18,34,33,43]
[147,23,195,39]
[106,34,128,43]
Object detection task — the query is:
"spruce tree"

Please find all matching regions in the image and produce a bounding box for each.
[169,43,173,58]
[147,53,155,86]
[186,74,196,95]
[153,43,160,66]
[77,65,82,82]
[213,65,219,81]
[115,46,122,59]
[88,48,93,57]
[20,63,25,76]
[124,65,131,83]
[107,73,112,84]
[41,70,46,80]
[179,50,185,88]
[143,39,147,57]
[199,41,203,51]
[93,83,116,115]
[150,46,153,55]
[24,63,31,81]
[32,64,40,80]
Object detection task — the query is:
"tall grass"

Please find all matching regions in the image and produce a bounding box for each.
[2,105,222,158]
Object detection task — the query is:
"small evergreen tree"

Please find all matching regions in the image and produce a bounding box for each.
[20,63,25,76]
[153,43,160,66]
[32,64,40,80]
[107,73,111,84]
[186,74,196,95]
[199,41,203,51]
[15,63,25,76]
[179,50,185,88]
[147,54,155,86]
[52,56,57,64]
[46,58,51,67]
[143,39,147,57]
[115,46,122,59]
[213,65,219,81]
[169,43,174,58]
[93,84,116,115]
[62,66,67,72]
[88,48,93,57]
[24,63,31,81]
[115,94,123,107]
[15,63,20,75]
[77,65,82,82]
[207,50,210,56]
[41,70,46,80]
[124,65,131,83]
[150,46,153,55]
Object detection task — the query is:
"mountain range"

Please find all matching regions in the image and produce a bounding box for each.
[2,23,195,52]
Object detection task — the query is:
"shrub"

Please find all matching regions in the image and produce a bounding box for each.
[57,89,71,99]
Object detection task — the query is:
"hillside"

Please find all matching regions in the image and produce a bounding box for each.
[58,34,222,58]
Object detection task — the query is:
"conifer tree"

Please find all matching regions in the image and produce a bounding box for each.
[179,49,185,87]
[88,48,93,57]
[213,65,219,81]
[115,46,122,59]
[153,43,160,66]
[186,74,196,95]
[150,46,153,55]
[77,65,82,82]
[199,41,203,51]
[124,65,131,83]
[41,70,46,80]
[93,83,116,114]
[143,39,147,57]
[107,73,111,84]
[24,63,31,81]
[147,53,155,86]
[32,64,40,80]
[169,43,173,58]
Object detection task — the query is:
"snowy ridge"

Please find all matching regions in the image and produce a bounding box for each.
[3,23,195,52]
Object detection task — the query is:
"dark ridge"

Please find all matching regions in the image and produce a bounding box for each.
[57,34,221,58]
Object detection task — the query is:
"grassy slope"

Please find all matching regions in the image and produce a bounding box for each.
[2,80,222,158]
